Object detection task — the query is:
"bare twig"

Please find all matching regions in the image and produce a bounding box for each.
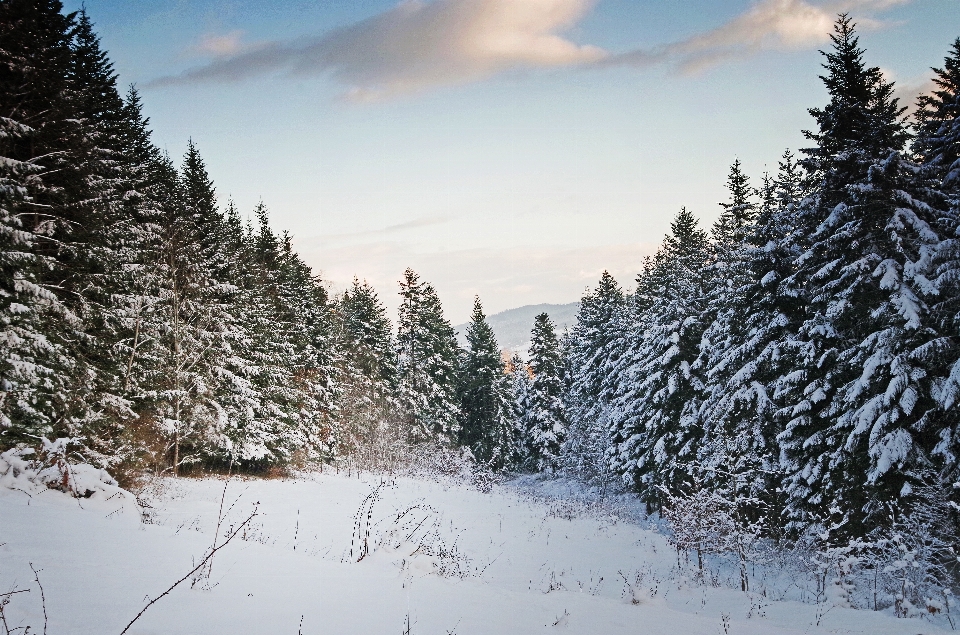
[119,504,258,635]
[0,587,31,635]
[29,564,47,635]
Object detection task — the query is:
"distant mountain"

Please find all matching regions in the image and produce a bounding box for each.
[455,302,580,357]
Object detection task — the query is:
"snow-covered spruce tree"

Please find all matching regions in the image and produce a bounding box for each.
[521,313,567,472]
[112,129,186,472]
[0,0,77,443]
[777,15,947,539]
[338,277,397,389]
[561,271,626,483]
[54,8,152,465]
[458,297,518,471]
[333,277,403,466]
[396,268,461,444]
[915,40,960,519]
[145,144,229,474]
[692,161,767,506]
[273,231,336,462]
[508,352,532,466]
[218,203,334,466]
[694,152,808,527]
[609,207,711,509]
[914,38,960,197]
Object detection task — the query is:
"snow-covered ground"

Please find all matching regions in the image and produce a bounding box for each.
[0,470,950,634]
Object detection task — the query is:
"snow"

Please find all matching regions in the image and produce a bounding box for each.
[0,470,951,634]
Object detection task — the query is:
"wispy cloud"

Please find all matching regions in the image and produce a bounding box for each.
[191,30,249,57]
[151,0,914,97]
[320,214,454,241]
[607,0,911,74]
[151,0,606,99]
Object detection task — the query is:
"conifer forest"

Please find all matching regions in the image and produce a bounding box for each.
[4,1,960,631]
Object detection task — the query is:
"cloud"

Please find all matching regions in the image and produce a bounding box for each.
[608,0,912,74]
[320,214,454,241]
[151,0,606,99]
[151,0,915,96]
[881,68,937,113]
[191,31,248,57]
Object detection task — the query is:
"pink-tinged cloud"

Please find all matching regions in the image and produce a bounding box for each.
[151,0,914,96]
[152,0,606,99]
[192,31,248,57]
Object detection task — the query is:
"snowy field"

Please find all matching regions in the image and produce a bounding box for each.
[0,470,951,635]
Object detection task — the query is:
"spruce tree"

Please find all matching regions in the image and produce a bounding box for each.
[561,271,626,482]
[522,313,567,472]
[458,297,517,470]
[396,268,461,443]
[695,154,805,522]
[609,207,710,507]
[915,40,960,490]
[339,278,396,388]
[777,15,944,538]
[334,278,400,459]
[0,0,78,444]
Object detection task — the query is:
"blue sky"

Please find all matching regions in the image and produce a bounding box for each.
[66,0,960,322]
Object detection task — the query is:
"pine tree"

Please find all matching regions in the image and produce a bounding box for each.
[522,313,567,471]
[458,297,517,470]
[396,268,461,443]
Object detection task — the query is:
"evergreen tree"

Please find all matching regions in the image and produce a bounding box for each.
[914,38,960,192]
[339,278,396,388]
[609,207,710,507]
[0,0,81,444]
[561,271,626,482]
[777,15,945,538]
[522,313,567,471]
[334,278,400,459]
[915,40,960,491]
[695,153,805,523]
[396,268,461,443]
[458,297,517,470]
[509,352,532,467]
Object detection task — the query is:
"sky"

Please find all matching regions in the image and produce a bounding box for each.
[65,0,960,323]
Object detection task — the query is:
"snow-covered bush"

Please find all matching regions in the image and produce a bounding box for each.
[795,492,959,624]
[0,437,135,504]
[661,487,764,591]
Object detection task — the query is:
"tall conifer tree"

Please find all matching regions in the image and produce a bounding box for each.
[778,15,944,537]
[522,313,567,471]
[396,268,461,443]
[458,297,517,470]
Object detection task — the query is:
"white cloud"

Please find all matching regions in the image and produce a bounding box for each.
[152,0,916,96]
[154,0,606,99]
[609,0,913,74]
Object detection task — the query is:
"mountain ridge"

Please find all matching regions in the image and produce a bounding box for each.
[454,302,579,357]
